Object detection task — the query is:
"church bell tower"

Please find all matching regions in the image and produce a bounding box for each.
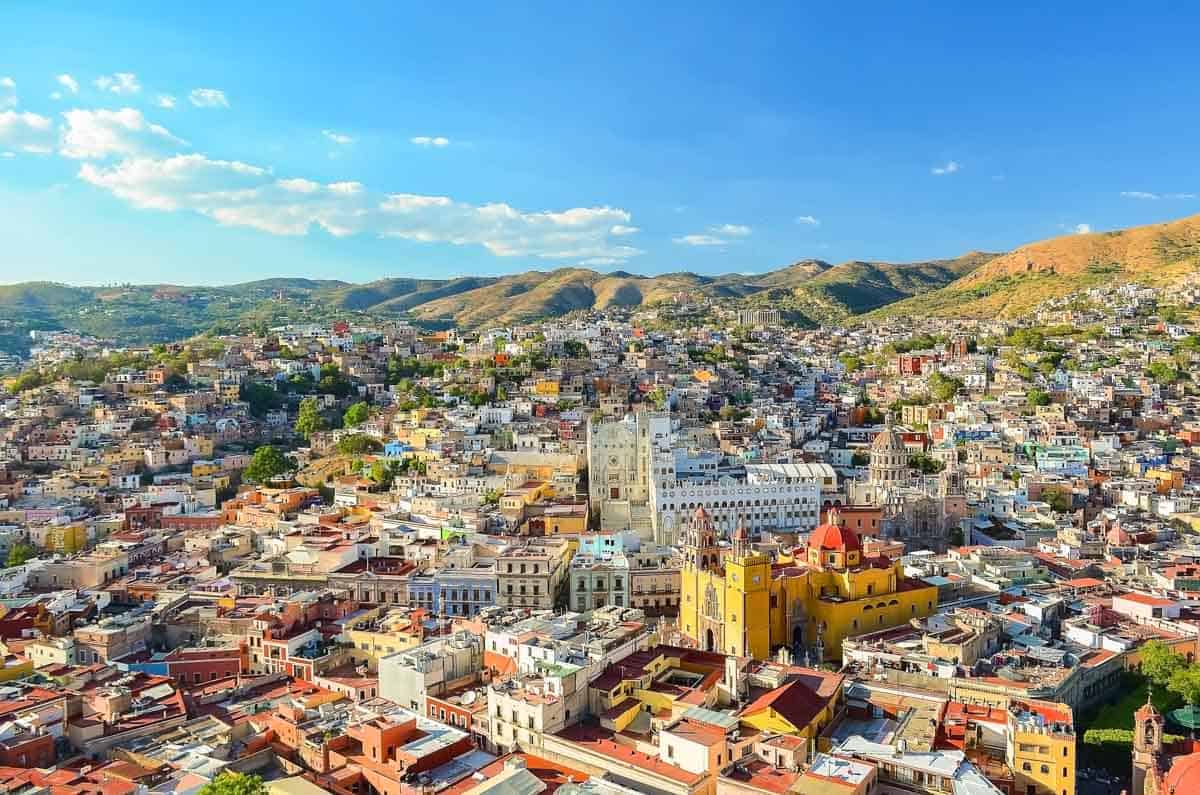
[1132,691,1164,795]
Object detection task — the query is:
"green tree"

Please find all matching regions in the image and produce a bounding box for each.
[839,354,863,373]
[369,460,399,489]
[1148,361,1183,385]
[243,446,291,483]
[1169,666,1200,706]
[240,381,282,418]
[928,372,964,402]
[295,397,328,439]
[343,401,370,427]
[317,364,354,397]
[1027,388,1052,407]
[908,453,945,475]
[337,434,382,455]
[562,340,588,358]
[5,542,36,568]
[198,772,266,795]
[1142,640,1187,687]
[1042,487,1073,513]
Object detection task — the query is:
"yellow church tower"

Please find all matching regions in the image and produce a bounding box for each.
[681,506,939,663]
[680,507,772,659]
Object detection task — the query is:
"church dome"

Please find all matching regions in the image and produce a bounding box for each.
[693,506,711,524]
[1107,526,1134,546]
[1165,752,1200,793]
[809,508,862,554]
[733,524,750,542]
[872,421,905,454]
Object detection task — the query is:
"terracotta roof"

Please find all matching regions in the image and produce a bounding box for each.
[739,676,836,730]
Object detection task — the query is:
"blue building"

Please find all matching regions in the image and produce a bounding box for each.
[407,568,496,617]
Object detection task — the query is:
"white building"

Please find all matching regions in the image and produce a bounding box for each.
[651,459,835,546]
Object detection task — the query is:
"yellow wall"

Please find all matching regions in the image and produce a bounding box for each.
[0,657,34,682]
[681,546,937,662]
[345,627,422,671]
[44,524,87,554]
[1012,726,1074,795]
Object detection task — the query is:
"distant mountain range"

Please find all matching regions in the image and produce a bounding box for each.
[3,213,1198,355]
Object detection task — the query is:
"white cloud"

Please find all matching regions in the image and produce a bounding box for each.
[673,234,726,246]
[710,223,751,237]
[76,152,642,261]
[189,88,229,108]
[56,74,79,94]
[156,95,177,109]
[1121,190,1195,200]
[327,181,364,195]
[377,197,640,259]
[59,108,187,160]
[0,77,15,109]
[931,160,960,176]
[794,215,820,226]
[277,178,321,194]
[95,72,141,95]
[50,92,62,101]
[1073,223,1091,235]
[322,129,353,145]
[610,224,639,236]
[410,136,449,147]
[0,111,56,154]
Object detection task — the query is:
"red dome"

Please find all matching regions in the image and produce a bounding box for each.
[1165,752,1200,793]
[733,524,750,542]
[809,509,862,553]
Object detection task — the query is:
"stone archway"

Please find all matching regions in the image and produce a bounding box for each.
[705,628,716,652]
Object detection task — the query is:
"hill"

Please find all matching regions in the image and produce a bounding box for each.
[48,209,1200,355]
[733,252,998,325]
[871,214,1200,320]
[0,251,991,355]
[406,269,717,327]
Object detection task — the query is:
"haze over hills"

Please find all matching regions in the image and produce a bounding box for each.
[3,212,1200,354]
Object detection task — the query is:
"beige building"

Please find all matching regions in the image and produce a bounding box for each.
[496,538,572,610]
[27,550,130,590]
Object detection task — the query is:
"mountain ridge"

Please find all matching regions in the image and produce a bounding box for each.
[5,212,1199,354]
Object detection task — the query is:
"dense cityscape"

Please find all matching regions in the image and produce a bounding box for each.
[5,4,1200,795]
[0,275,1198,795]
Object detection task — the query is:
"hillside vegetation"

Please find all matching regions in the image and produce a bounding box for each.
[10,213,1200,353]
[872,214,1200,320]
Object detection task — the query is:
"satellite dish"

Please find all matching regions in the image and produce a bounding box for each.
[461,690,477,705]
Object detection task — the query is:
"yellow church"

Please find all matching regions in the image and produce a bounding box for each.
[679,506,938,662]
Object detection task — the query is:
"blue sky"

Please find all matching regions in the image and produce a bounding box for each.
[1,3,1198,285]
